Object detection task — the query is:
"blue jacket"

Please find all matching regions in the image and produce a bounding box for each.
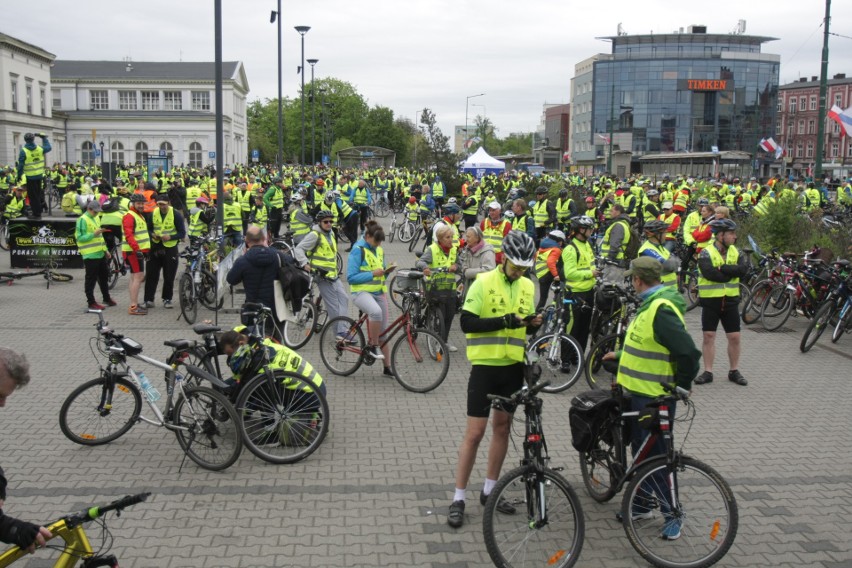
[422,195,436,211]
[17,138,52,180]
[346,237,385,294]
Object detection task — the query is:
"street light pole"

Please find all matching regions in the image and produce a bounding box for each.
[307,58,318,166]
[271,3,282,170]
[295,26,311,166]
[465,93,484,155]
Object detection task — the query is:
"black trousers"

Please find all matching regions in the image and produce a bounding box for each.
[563,289,594,353]
[358,205,370,231]
[26,176,44,217]
[343,214,359,247]
[84,257,111,304]
[268,208,283,238]
[144,246,180,302]
[536,273,556,312]
[463,214,478,229]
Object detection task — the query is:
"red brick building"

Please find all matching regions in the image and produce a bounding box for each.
[777,74,852,179]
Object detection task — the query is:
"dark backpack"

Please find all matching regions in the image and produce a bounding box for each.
[569,389,618,453]
[101,199,120,213]
[623,221,642,261]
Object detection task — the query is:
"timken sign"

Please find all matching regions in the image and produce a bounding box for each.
[677,79,734,91]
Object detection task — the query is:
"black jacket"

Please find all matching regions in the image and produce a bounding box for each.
[226,246,286,309]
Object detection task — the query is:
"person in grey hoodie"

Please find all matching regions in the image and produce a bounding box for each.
[460,226,495,302]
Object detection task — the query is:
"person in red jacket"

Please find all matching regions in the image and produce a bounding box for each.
[658,201,681,251]
[123,194,152,315]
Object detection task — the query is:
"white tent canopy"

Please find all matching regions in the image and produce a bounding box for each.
[460,147,505,177]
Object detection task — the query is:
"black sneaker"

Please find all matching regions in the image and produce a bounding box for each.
[447,500,465,528]
[481,492,517,515]
[728,370,748,386]
[383,367,395,378]
[694,371,713,385]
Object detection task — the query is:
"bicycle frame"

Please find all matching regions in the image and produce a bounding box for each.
[0,517,95,568]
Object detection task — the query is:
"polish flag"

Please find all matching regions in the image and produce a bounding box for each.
[828,105,852,136]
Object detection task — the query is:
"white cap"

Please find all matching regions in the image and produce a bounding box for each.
[548,229,566,241]
[662,201,673,209]
[488,201,501,209]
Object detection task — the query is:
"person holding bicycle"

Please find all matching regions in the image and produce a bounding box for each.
[602,256,700,539]
[0,348,52,554]
[415,224,461,351]
[346,220,395,375]
[295,210,350,342]
[447,230,542,528]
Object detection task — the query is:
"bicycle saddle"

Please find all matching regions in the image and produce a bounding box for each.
[163,339,194,349]
[192,323,221,335]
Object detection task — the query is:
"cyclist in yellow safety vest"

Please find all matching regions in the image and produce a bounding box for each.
[249,193,269,231]
[221,192,244,248]
[555,189,576,231]
[601,255,700,539]
[532,186,556,241]
[694,218,749,387]
[535,229,565,312]
[188,196,215,239]
[287,194,313,244]
[480,201,511,264]
[122,194,152,315]
[601,203,631,267]
[75,200,116,310]
[446,231,541,529]
[144,194,186,310]
[415,223,461,348]
[561,216,600,353]
[637,220,678,287]
[61,184,82,217]
[16,132,51,219]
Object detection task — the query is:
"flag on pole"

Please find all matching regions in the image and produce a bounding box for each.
[464,136,482,149]
[758,137,779,153]
[596,133,611,144]
[828,105,852,136]
[774,146,784,160]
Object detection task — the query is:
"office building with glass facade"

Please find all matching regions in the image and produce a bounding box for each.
[570,27,780,176]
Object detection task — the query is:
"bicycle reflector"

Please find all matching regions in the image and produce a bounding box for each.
[527,434,542,443]
[659,406,670,431]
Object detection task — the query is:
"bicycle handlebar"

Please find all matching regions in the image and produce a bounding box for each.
[486,378,552,406]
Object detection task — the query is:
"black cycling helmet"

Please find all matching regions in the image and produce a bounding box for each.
[709,218,737,234]
[559,189,569,199]
[24,133,35,143]
[129,193,147,203]
[535,185,548,195]
[643,220,669,234]
[502,230,536,268]
[315,209,334,222]
[442,203,461,215]
[570,215,595,231]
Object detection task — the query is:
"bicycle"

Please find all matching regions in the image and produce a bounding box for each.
[282,268,329,349]
[178,236,223,324]
[759,255,837,331]
[387,212,399,243]
[800,265,852,352]
[0,216,9,251]
[318,275,450,392]
[575,364,738,568]
[525,281,585,393]
[106,242,126,290]
[482,353,585,568]
[0,260,73,289]
[58,310,243,471]
[0,493,150,568]
[583,286,642,389]
[388,267,454,337]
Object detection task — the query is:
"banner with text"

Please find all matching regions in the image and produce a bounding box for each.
[8,218,83,269]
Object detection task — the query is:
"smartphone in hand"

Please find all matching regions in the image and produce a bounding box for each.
[384,264,397,274]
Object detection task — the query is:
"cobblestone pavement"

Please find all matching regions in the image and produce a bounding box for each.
[2,225,852,567]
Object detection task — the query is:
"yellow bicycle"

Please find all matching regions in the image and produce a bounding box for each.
[0,493,149,567]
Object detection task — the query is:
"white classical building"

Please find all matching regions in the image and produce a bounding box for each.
[51,60,249,168]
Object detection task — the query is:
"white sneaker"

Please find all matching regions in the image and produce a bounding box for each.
[448,344,458,353]
[367,345,385,360]
[144,301,155,309]
[163,299,173,309]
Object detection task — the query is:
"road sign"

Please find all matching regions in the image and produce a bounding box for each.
[251,149,259,163]
[159,149,166,157]
[94,149,101,157]
[209,152,216,158]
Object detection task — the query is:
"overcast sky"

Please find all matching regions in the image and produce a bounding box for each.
[6,1,852,138]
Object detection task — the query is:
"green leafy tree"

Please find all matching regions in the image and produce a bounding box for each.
[356,106,409,162]
[419,108,461,192]
[330,137,354,165]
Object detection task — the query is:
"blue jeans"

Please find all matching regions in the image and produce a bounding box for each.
[630,393,677,514]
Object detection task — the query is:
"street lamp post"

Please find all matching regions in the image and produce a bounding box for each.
[465,93,485,155]
[307,58,318,166]
[295,25,311,166]
[271,3,283,169]
[471,103,486,149]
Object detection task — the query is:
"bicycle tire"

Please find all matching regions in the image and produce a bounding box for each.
[398,221,416,243]
[336,252,343,275]
[483,465,585,568]
[424,304,446,340]
[387,220,396,242]
[173,385,242,471]
[108,254,123,290]
[199,269,223,310]
[390,327,449,393]
[0,223,9,251]
[179,272,198,324]
[584,333,621,389]
[800,299,835,353]
[408,226,422,252]
[832,302,852,343]
[374,201,389,218]
[283,299,318,349]
[318,316,365,376]
[235,370,330,464]
[759,285,794,331]
[682,271,700,312]
[622,456,738,568]
[579,414,622,503]
[59,376,142,446]
[527,333,584,394]
[740,278,773,325]
[47,271,73,282]
[170,346,220,389]
[387,273,404,310]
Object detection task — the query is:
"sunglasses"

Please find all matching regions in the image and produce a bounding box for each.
[505,259,527,273]
[320,220,333,224]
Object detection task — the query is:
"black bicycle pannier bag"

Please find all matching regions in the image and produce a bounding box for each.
[569,389,618,452]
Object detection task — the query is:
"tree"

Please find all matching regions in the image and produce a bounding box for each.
[355,106,410,164]
[330,137,354,165]
[419,108,460,191]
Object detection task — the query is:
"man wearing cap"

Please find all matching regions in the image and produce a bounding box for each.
[480,202,512,264]
[658,201,680,252]
[75,200,117,310]
[602,256,700,540]
[143,194,186,309]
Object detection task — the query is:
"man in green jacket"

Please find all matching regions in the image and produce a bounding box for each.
[75,200,116,310]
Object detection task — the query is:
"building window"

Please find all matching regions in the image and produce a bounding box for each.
[848,141,852,157]
[835,93,843,108]
[135,141,148,164]
[810,96,817,111]
[806,142,814,158]
[52,88,61,109]
[160,141,173,158]
[189,142,202,168]
[90,90,108,110]
[82,140,95,166]
[789,98,796,114]
[10,78,17,111]
[796,143,803,158]
[39,87,46,116]
[119,90,138,110]
[808,119,815,134]
[164,91,182,110]
[141,90,159,110]
[111,142,125,164]
[191,91,210,111]
[798,120,805,135]
[776,98,782,112]
[831,142,839,158]
[799,98,807,111]
[788,124,794,137]
[26,84,33,114]
[832,122,840,134]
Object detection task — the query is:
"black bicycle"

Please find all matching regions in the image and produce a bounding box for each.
[0,260,73,289]
[482,353,585,568]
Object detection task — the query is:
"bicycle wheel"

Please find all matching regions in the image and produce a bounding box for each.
[832,303,852,343]
[390,327,449,393]
[108,254,122,290]
[527,333,584,393]
[622,456,738,568]
[682,271,700,312]
[236,370,330,464]
[387,274,404,310]
[424,304,446,339]
[387,220,397,242]
[199,269,223,310]
[800,299,835,353]
[408,226,422,253]
[47,270,73,282]
[759,285,794,331]
[584,334,620,389]
[59,376,142,446]
[173,385,242,471]
[170,346,219,390]
[740,278,773,325]
[0,222,9,251]
[483,465,585,568]
[398,221,416,243]
[179,273,198,324]
[318,316,365,376]
[283,299,318,349]
[579,415,622,503]
[374,201,389,218]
